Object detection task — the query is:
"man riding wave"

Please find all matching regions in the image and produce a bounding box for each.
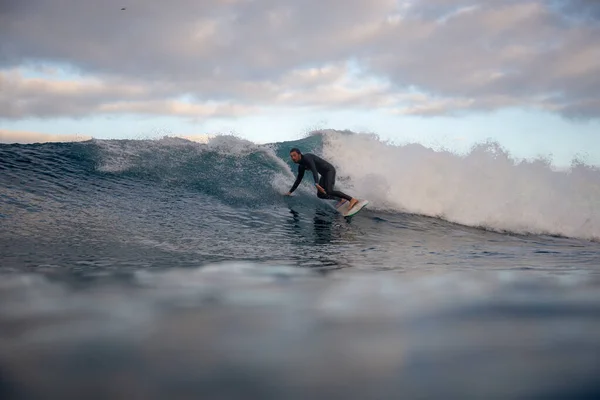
[285,148,359,210]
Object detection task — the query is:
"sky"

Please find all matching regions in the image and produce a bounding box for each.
[1,0,600,167]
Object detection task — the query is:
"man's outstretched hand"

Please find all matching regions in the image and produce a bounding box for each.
[284,192,292,196]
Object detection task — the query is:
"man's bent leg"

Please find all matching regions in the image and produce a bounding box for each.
[324,169,353,201]
[317,175,335,199]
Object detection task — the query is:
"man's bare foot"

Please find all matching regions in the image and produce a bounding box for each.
[348,198,359,210]
[335,199,348,208]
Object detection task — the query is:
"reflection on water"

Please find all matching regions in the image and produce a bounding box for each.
[287,204,338,245]
[313,208,334,244]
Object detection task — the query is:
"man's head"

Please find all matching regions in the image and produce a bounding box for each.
[290,148,302,163]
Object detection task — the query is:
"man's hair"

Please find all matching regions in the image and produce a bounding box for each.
[290,148,301,154]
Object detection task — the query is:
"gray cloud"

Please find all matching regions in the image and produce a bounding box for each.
[0,69,257,118]
[0,64,392,118]
[1,0,389,81]
[558,0,600,20]
[0,0,598,119]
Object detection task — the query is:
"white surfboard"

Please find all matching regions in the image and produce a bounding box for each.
[335,199,369,217]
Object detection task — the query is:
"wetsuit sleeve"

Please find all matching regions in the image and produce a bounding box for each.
[289,165,305,193]
[304,156,320,184]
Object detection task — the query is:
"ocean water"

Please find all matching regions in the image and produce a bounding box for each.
[1,130,599,399]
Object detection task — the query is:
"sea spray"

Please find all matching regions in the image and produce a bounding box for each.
[322,131,600,240]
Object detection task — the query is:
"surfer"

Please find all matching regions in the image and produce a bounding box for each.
[285,148,359,210]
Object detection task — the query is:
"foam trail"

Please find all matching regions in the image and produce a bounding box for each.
[323,131,600,240]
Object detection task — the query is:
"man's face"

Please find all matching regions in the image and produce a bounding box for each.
[290,151,301,163]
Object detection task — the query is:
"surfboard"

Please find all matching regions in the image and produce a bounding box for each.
[335,199,369,217]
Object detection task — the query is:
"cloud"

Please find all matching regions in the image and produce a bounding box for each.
[0,69,154,118]
[0,129,215,144]
[97,100,256,118]
[0,129,92,144]
[0,65,394,118]
[368,2,600,115]
[559,0,600,21]
[1,0,598,118]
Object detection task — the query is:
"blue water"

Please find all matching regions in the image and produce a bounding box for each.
[1,131,599,399]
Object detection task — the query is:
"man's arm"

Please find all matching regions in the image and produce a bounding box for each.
[288,165,305,193]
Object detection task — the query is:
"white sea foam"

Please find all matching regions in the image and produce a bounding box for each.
[322,131,600,240]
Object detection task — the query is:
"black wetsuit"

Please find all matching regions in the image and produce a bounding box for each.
[288,153,352,201]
